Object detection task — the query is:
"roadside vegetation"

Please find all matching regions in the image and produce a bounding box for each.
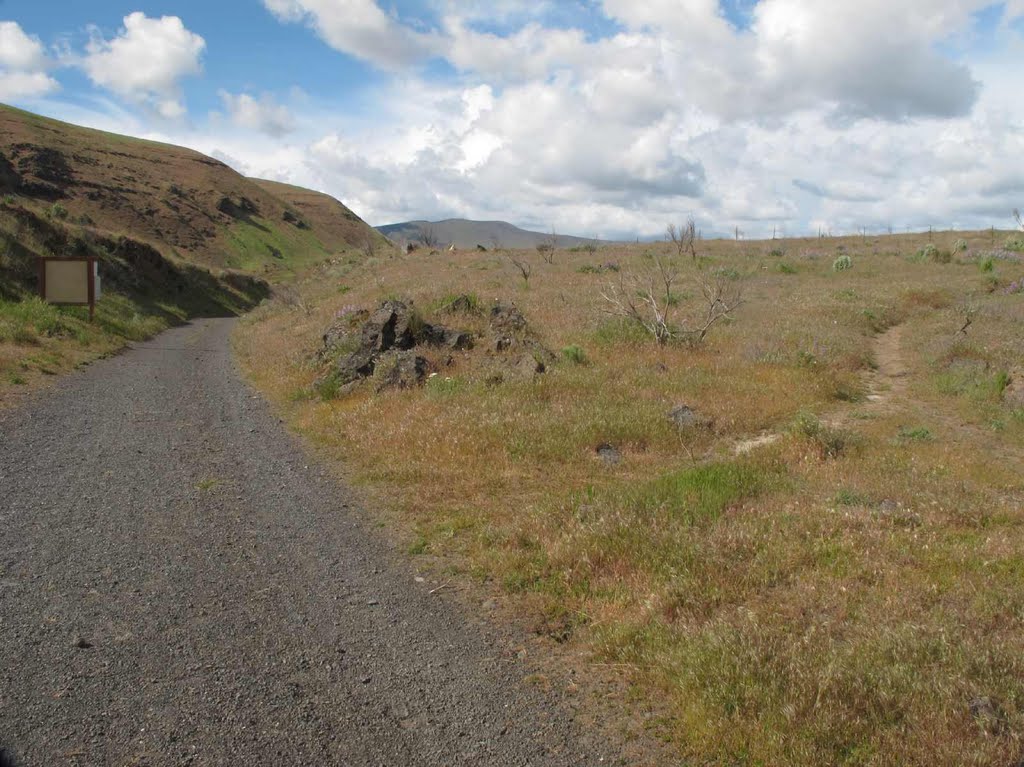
[0,194,268,396]
[238,227,1024,766]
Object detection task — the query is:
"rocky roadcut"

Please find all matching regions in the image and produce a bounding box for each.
[0,319,613,766]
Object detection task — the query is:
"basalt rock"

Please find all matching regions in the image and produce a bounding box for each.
[489,302,527,334]
[373,350,428,391]
[327,299,472,390]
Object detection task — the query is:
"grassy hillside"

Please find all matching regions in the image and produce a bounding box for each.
[238,229,1024,765]
[0,104,384,275]
[0,104,383,400]
[378,218,607,250]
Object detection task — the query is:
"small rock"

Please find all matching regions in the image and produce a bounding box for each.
[510,355,546,381]
[367,599,380,606]
[969,696,1006,734]
[667,405,699,429]
[596,443,621,465]
[491,335,513,353]
[361,677,372,685]
[421,324,474,351]
[73,636,92,650]
[441,328,474,351]
[876,499,922,528]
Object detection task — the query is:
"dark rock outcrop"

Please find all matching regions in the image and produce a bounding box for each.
[373,350,428,391]
[488,302,550,355]
[489,302,527,334]
[324,299,473,393]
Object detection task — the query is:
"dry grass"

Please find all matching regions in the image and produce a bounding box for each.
[237,230,1024,765]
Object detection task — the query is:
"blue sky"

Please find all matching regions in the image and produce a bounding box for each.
[1,1,1023,237]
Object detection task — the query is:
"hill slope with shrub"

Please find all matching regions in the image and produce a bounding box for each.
[0,104,383,398]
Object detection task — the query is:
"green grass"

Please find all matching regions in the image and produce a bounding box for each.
[629,461,778,526]
[561,344,588,364]
[224,216,329,273]
[0,296,77,342]
[1,203,270,389]
[897,425,933,442]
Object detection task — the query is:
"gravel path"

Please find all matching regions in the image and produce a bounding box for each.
[0,319,614,766]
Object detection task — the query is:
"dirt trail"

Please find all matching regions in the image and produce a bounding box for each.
[0,319,618,766]
[735,323,908,455]
[857,324,908,415]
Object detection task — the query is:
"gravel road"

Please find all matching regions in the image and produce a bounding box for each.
[0,319,615,766]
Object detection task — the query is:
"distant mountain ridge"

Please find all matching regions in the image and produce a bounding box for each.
[377,219,607,250]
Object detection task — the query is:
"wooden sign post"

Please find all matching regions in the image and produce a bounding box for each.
[38,257,101,321]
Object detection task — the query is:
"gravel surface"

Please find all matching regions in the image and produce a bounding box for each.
[0,319,615,766]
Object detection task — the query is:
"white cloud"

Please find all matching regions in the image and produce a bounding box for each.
[219,91,297,137]
[36,1,1024,239]
[82,13,205,118]
[263,0,438,70]
[0,21,59,100]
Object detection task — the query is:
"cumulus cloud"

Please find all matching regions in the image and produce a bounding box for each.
[219,91,297,137]
[51,0,1022,239]
[0,21,59,100]
[603,0,984,121]
[263,0,437,71]
[265,0,989,123]
[82,13,205,119]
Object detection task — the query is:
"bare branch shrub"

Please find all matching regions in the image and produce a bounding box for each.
[274,285,311,315]
[537,228,558,264]
[508,254,533,285]
[601,256,744,345]
[421,225,439,249]
[667,217,698,260]
[1014,208,1023,231]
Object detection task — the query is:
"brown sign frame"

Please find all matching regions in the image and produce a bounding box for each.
[38,256,99,321]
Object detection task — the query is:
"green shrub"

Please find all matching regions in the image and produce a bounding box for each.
[953,239,968,252]
[313,372,342,400]
[1004,237,1024,253]
[897,426,933,442]
[48,203,69,220]
[832,255,853,272]
[913,243,948,263]
[768,248,785,258]
[561,344,588,365]
[978,257,995,273]
[792,412,848,458]
[577,264,602,274]
[2,194,15,206]
[777,262,798,275]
